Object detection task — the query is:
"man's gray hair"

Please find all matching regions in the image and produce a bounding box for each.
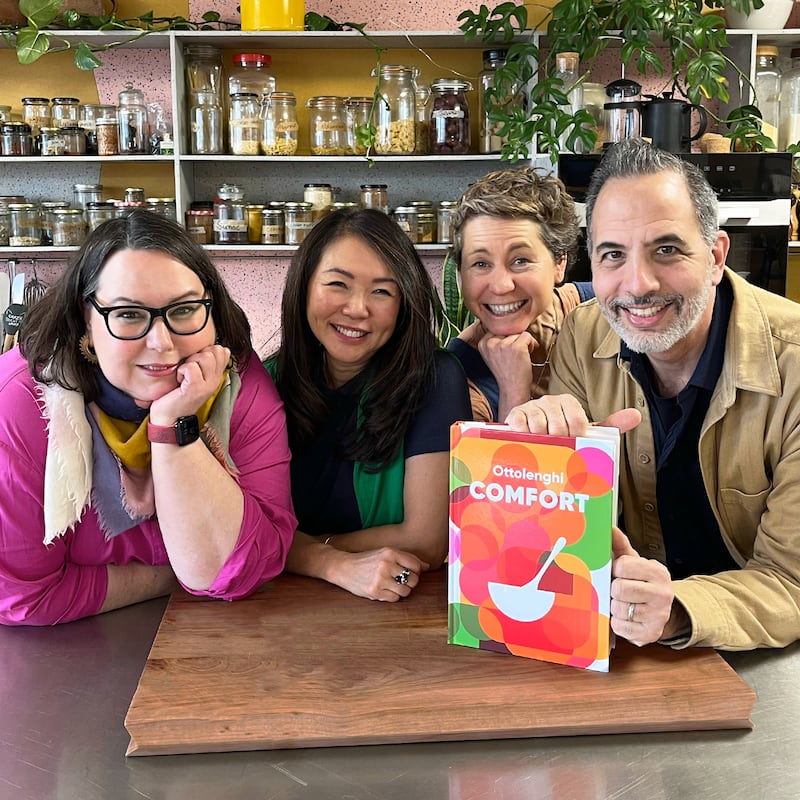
[583,139,720,252]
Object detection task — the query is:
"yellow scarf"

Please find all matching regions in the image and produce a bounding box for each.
[94,373,227,470]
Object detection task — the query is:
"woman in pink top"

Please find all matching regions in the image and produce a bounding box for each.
[0,210,296,625]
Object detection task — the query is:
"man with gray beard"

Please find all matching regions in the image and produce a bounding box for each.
[506,138,800,653]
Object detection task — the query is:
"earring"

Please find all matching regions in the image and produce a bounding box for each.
[79,333,99,364]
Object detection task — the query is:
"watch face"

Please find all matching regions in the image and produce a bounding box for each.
[175,415,200,446]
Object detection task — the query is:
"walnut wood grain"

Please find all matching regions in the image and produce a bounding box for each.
[125,569,755,756]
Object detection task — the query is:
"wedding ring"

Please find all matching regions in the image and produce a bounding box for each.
[395,567,411,585]
[627,602,636,623]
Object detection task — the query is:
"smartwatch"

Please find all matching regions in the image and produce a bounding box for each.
[147,415,201,446]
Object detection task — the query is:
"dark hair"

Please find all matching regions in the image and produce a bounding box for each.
[273,207,437,469]
[584,139,719,252]
[449,166,579,272]
[20,209,252,396]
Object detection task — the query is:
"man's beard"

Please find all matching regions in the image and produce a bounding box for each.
[598,263,714,354]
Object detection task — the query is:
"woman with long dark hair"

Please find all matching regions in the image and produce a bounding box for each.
[0,210,296,625]
[267,208,471,601]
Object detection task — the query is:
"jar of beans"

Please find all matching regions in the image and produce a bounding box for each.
[429,78,473,155]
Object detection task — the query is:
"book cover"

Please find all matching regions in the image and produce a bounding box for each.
[447,421,619,672]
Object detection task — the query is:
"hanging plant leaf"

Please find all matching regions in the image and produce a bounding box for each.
[14,27,51,64]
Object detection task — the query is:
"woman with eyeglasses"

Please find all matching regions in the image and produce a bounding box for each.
[0,210,296,625]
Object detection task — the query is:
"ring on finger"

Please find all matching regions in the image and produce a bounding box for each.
[394,567,411,585]
[627,602,636,623]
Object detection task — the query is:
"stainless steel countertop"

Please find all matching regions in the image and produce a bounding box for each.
[2,596,799,800]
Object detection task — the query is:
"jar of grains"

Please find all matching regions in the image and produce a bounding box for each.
[95,117,119,155]
[306,96,348,155]
[372,65,416,155]
[8,203,42,247]
[303,183,333,222]
[261,91,298,155]
[52,208,88,247]
[228,92,261,155]
[429,78,473,154]
[22,97,51,135]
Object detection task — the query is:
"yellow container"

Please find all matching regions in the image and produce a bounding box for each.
[240,0,305,31]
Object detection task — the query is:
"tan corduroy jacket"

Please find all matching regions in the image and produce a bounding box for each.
[549,269,800,651]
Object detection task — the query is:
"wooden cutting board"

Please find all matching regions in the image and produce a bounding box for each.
[125,570,756,756]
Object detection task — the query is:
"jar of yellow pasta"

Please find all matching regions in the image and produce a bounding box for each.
[306,96,348,156]
[372,65,416,155]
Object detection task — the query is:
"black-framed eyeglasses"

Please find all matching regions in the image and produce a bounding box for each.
[88,296,213,341]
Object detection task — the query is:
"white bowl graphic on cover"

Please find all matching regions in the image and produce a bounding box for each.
[487,536,567,622]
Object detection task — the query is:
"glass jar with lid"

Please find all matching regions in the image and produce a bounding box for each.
[437,200,458,243]
[246,203,266,243]
[51,97,80,129]
[360,184,389,213]
[39,201,70,245]
[214,183,248,244]
[61,126,87,155]
[228,52,276,103]
[73,183,103,210]
[306,96,348,155]
[261,91,298,155]
[344,96,373,155]
[0,208,9,246]
[413,82,430,155]
[189,90,224,154]
[52,208,88,247]
[184,44,224,107]
[8,203,42,247]
[478,49,511,154]
[185,201,214,244]
[392,206,418,242]
[1,123,32,156]
[85,200,118,230]
[117,82,150,154]
[228,92,261,155]
[96,117,119,155]
[80,103,117,154]
[283,201,314,244]
[304,183,334,222]
[146,197,177,220]
[372,65,416,155]
[39,127,67,156]
[22,97,51,135]
[260,207,285,243]
[429,78,473,154]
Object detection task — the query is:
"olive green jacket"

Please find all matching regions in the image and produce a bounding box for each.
[549,269,800,651]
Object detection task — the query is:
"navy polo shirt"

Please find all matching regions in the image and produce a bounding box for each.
[623,278,739,580]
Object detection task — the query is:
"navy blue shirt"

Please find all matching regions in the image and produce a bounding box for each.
[623,278,739,580]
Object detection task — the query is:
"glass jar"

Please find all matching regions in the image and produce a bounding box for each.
[360,184,389,213]
[416,210,436,243]
[96,117,119,156]
[185,203,214,244]
[260,207,285,243]
[392,206,418,242]
[0,209,9,245]
[51,97,80,129]
[283,201,314,244]
[228,52,276,103]
[228,92,261,155]
[8,203,42,246]
[39,127,67,156]
[429,78,473,155]
[344,96,373,155]
[60,126,87,155]
[52,208,88,247]
[478,48,509,154]
[437,200,458,243]
[184,44,224,108]
[117,82,150,154]
[306,96,348,155]
[189,90,224,154]
[214,183,248,244]
[413,82,430,155]
[304,183,333,222]
[73,183,103,209]
[1,123,32,156]
[21,97,51,135]
[246,203,266,243]
[39,201,70,245]
[85,200,118,230]
[79,103,116,154]
[261,91,298,155]
[372,65,416,155]
[146,197,177,220]
[755,45,780,151]
[125,187,145,204]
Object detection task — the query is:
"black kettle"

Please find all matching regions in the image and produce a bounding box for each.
[640,92,707,153]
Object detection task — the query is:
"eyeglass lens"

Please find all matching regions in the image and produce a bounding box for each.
[103,301,211,339]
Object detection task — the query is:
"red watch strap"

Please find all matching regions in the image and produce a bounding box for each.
[147,421,178,444]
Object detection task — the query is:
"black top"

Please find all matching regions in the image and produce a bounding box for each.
[623,277,739,579]
[291,350,472,536]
